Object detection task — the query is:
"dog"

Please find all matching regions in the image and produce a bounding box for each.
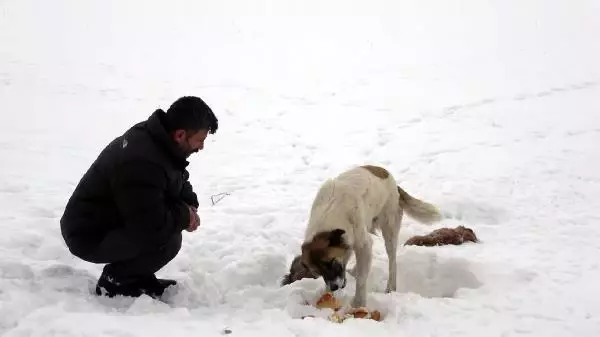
[281,165,442,308]
[404,225,478,246]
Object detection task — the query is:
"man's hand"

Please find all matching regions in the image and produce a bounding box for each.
[186,206,201,232]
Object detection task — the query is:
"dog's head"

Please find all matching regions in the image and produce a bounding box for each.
[456,225,478,243]
[298,229,350,291]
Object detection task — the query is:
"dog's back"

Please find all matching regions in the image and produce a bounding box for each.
[304,166,399,245]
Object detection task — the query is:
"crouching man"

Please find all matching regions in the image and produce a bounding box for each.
[60,96,218,299]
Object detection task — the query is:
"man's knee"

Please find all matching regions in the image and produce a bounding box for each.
[61,232,97,263]
[162,232,182,262]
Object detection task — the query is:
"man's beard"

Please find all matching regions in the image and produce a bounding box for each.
[182,147,198,158]
[185,148,199,158]
[178,141,198,158]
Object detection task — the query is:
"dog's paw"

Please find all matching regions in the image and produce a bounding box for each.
[385,282,396,293]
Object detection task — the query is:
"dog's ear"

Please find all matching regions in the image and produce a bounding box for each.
[329,229,346,247]
[302,232,330,255]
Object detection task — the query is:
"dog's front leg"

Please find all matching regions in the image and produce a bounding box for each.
[351,241,372,308]
[344,251,356,277]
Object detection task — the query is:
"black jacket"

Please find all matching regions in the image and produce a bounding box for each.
[60,109,199,256]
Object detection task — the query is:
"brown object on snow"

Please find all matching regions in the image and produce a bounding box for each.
[315,292,342,310]
[347,307,382,321]
[312,292,383,322]
[350,307,369,319]
[404,225,478,246]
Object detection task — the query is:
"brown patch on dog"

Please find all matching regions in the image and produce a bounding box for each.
[404,225,478,246]
[361,165,390,179]
[301,229,348,266]
[326,246,347,260]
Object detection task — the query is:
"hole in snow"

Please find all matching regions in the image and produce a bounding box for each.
[393,250,482,298]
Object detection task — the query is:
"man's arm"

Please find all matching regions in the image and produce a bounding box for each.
[180,169,199,208]
[110,160,190,251]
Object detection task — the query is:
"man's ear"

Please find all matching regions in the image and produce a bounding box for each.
[172,129,186,142]
[329,229,346,247]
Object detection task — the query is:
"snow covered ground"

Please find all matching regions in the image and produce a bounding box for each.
[1,0,600,336]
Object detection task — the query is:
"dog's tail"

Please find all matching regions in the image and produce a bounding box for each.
[397,185,442,224]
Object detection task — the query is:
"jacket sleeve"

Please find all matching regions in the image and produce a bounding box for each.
[110,160,190,251]
[180,169,199,208]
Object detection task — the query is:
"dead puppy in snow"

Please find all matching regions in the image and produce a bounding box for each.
[404,225,478,246]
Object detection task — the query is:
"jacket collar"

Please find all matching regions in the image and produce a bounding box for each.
[146,109,190,168]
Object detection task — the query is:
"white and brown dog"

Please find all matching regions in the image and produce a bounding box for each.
[282,165,442,308]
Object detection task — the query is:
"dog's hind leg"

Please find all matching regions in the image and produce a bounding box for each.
[351,237,373,308]
[381,222,400,293]
[380,204,402,293]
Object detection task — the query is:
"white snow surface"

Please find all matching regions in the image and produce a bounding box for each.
[1,0,600,336]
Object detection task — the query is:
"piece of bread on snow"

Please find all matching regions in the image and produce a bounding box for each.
[348,307,369,318]
[316,292,342,310]
[346,307,383,321]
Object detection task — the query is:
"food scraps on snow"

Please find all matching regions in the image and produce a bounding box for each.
[315,292,342,310]
[303,292,382,323]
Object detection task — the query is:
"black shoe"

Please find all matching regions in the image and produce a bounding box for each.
[95,272,143,298]
[95,271,177,300]
[137,275,177,299]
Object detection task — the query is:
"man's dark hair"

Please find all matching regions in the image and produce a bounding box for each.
[164,96,218,134]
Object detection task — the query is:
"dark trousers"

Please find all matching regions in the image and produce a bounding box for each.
[68,228,182,282]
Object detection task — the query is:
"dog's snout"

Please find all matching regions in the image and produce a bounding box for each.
[327,277,346,292]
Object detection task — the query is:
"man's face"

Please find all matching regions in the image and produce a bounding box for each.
[173,129,209,158]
